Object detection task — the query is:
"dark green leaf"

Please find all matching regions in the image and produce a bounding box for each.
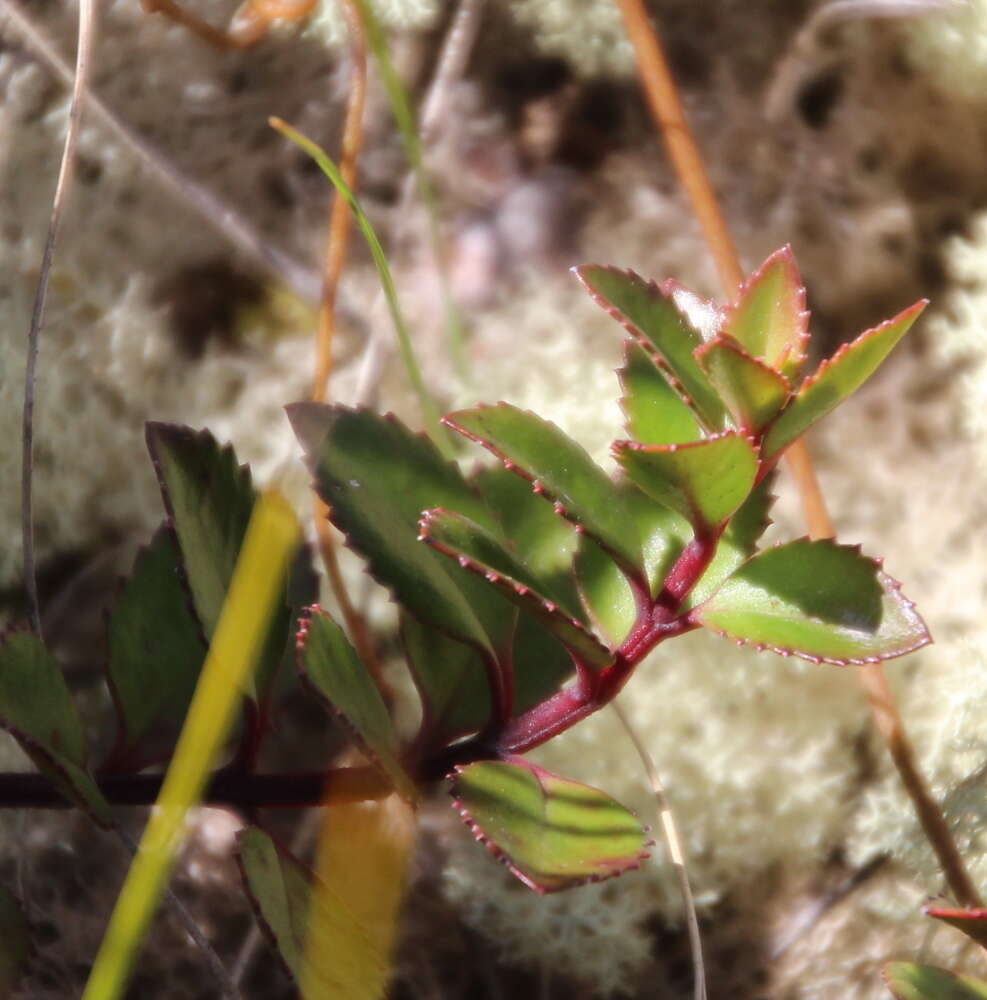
[450,759,650,893]
[884,962,987,1000]
[762,300,926,460]
[618,340,702,446]
[0,886,31,995]
[925,905,987,949]
[444,403,643,579]
[512,614,577,715]
[691,539,931,664]
[574,265,725,429]
[105,526,207,770]
[722,246,809,377]
[299,608,415,798]
[614,432,758,534]
[420,509,613,671]
[0,631,111,826]
[694,335,791,433]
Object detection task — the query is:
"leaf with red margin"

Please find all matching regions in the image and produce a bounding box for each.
[420,509,613,671]
[619,340,702,446]
[884,962,987,1000]
[722,246,810,378]
[444,403,644,581]
[690,539,931,665]
[574,265,726,430]
[614,431,759,535]
[694,335,792,433]
[297,607,416,799]
[449,759,651,893]
[762,300,927,461]
[924,905,987,949]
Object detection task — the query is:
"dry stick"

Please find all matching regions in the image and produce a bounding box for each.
[18,0,96,638]
[0,0,320,302]
[615,0,980,908]
[612,700,706,1000]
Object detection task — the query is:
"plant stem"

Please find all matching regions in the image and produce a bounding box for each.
[617,0,980,908]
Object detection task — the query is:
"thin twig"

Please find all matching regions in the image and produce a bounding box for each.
[18,0,96,638]
[612,700,706,1000]
[616,0,980,910]
[0,0,319,301]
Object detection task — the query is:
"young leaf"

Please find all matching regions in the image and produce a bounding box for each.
[298,608,415,799]
[444,403,644,579]
[0,631,111,827]
[619,339,702,446]
[924,905,987,949]
[691,539,931,664]
[721,246,809,377]
[694,336,791,433]
[0,886,31,995]
[574,265,725,429]
[419,509,613,671]
[884,962,987,1000]
[762,300,926,460]
[105,526,207,771]
[450,759,651,893]
[614,431,758,535]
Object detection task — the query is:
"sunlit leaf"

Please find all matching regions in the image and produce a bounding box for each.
[762,300,926,460]
[450,759,650,893]
[444,403,643,579]
[574,265,725,429]
[884,962,987,1000]
[0,630,110,827]
[0,886,31,995]
[619,339,702,446]
[691,539,931,664]
[298,608,415,799]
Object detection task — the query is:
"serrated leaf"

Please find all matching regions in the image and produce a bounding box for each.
[762,300,926,460]
[400,614,492,747]
[619,340,702,446]
[884,962,987,1000]
[722,246,809,377]
[0,886,31,994]
[444,403,643,579]
[420,509,613,671]
[450,759,650,893]
[0,631,111,827]
[288,404,512,661]
[299,608,415,799]
[924,905,987,948]
[691,539,931,664]
[694,335,791,432]
[105,526,207,771]
[575,265,725,429]
[615,431,758,534]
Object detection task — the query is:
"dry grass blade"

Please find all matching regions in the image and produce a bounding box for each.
[611,700,706,1000]
[18,0,96,637]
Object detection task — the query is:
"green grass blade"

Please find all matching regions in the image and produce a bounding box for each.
[270,117,452,458]
[82,491,300,1000]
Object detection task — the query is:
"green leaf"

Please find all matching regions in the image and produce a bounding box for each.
[288,403,512,660]
[105,526,207,771]
[694,335,791,433]
[574,265,725,429]
[762,300,926,460]
[0,631,111,827]
[450,759,650,893]
[691,539,931,664]
[722,246,809,377]
[0,886,31,995]
[614,431,759,534]
[298,608,415,798]
[400,614,492,747]
[419,510,613,671]
[884,962,987,1000]
[237,826,387,995]
[512,614,578,715]
[444,403,643,579]
[618,340,702,445]
[925,905,987,949]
